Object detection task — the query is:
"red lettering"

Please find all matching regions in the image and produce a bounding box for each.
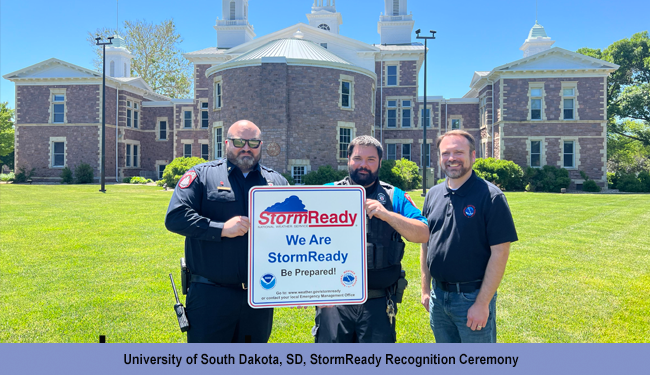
[294,213,308,224]
[270,213,277,225]
[320,213,329,224]
[259,212,270,225]
[276,214,286,224]
[309,211,319,223]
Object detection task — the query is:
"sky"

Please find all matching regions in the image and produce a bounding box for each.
[1,0,649,110]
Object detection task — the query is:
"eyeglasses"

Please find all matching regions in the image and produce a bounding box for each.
[227,138,261,149]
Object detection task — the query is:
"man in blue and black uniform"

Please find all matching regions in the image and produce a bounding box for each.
[165,120,288,343]
[313,135,429,343]
[420,130,517,343]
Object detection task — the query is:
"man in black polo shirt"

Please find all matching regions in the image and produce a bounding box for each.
[420,130,517,343]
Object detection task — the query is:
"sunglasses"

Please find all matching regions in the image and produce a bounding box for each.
[227,138,261,149]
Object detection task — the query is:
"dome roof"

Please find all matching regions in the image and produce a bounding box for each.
[527,21,549,39]
[111,34,127,48]
[229,38,352,65]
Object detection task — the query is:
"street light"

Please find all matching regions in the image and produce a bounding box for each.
[415,29,436,197]
[95,36,113,193]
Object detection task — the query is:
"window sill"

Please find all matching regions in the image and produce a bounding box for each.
[213,108,222,112]
[340,107,354,111]
[156,139,168,142]
[49,166,65,169]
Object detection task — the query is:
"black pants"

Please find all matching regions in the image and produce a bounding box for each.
[314,296,397,343]
[185,282,273,343]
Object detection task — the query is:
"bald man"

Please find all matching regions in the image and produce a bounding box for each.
[165,120,288,343]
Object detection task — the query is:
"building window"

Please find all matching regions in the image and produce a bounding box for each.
[339,128,351,158]
[214,126,223,158]
[393,0,400,15]
[124,63,127,76]
[201,144,209,160]
[52,142,65,167]
[318,24,330,31]
[421,108,431,128]
[479,96,487,128]
[110,61,115,77]
[387,100,397,128]
[402,144,411,161]
[371,85,376,115]
[421,143,430,167]
[201,102,209,128]
[184,111,192,128]
[563,141,575,168]
[159,120,167,140]
[402,100,411,128]
[133,145,138,167]
[292,166,306,184]
[126,101,132,127]
[341,81,351,108]
[320,43,328,49]
[53,95,65,123]
[387,144,396,160]
[530,87,543,120]
[451,119,461,130]
[387,65,397,86]
[530,140,541,167]
[230,1,235,20]
[126,144,131,167]
[133,103,139,129]
[158,165,166,180]
[214,81,222,109]
[184,144,192,158]
[562,88,576,120]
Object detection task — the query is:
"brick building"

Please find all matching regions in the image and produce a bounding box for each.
[3,0,618,188]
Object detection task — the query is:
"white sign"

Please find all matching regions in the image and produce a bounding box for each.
[248,186,367,308]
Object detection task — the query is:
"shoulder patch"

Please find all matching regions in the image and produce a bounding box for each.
[178,170,197,189]
[404,192,417,208]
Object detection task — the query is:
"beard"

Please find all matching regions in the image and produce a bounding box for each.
[349,165,379,187]
[441,160,471,179]
[227,148,261,171]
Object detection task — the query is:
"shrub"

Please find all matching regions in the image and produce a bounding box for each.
[303,165,347,185]
[74,163,94,184]
[0,172,14,182]
[122,177,131,183]
[60,167,73,184]
[524,165,571,193]
[378,159,421,191]
[162,157,207,188]
[436,178,446,185]
[617,172,647,192]
[579,171,601,192]
[156,180,166,187]
[639,171,650,192]
[607,172,617,189]
[473,158,524,191]
[130,176,149,184]
[13,166,35,183]
[281,172,295,185]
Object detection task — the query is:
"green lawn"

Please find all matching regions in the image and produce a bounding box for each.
[0,184,648,343]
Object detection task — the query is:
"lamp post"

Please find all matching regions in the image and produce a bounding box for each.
[415,29,436,197]
[95,36,113,193]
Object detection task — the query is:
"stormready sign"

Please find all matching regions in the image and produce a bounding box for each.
[248,186,367,308]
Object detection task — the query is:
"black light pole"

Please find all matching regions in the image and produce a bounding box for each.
[96,36,113,193]
[416,29,436,197]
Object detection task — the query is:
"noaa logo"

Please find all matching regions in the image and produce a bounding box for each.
[260,273,276,290]
[464,205,476,218]
[341,271,357,287]
[377,193,386,204]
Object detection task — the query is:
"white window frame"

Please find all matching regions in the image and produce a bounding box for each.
[562,140,577,169]
[560,82,580,121]
[529,139,544,168]
[124,141,141,168]
[183,143,193,158]
[387,144,397,160]
[201,102,209,128]
[528,83,546,121]
[450,116,462,130]
[386,64,399,86]
[49,137,66,168]
[157,117,168,141]
[386,100,397,128]
[213,121,224,159]
[214,76,223,110]
[371,84,376,116]
[49,88,67,124]
[157,164,167,180]
[339,74,355,111]
[336,122,356,161]
[126,101,132,127]
[288,159,311,185]
[401,100,412,128]
[183,108,193,129]
[402,143,411,161]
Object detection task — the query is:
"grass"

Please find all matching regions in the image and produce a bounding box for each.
[0,184,648,343]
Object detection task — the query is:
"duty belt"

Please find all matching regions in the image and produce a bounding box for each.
[190,274,248,290]
[436,279,482,293]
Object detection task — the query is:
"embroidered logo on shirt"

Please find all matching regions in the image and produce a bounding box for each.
[178,170,197,189]
[377,193,386,204]
[464,205,476,218]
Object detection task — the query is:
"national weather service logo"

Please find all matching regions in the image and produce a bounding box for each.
[341,271,357,287]
[464,205,476,218]
[377,193,386,204]
[260,273,276,289]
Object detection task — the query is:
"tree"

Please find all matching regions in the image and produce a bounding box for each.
[0,102,15,158]
[577,31,650,146]
[88,19,192,99]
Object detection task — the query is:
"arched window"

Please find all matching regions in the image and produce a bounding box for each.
[230,1,235,20]
[318,24,330,31]
[393,0,399,15]
[110,61,115,77]
[124,63,128,77]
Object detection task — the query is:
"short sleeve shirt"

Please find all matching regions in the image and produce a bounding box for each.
[422,171,518,283]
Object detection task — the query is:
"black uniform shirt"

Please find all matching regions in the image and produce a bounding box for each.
[422,171,518,283]
[165,159,288,284]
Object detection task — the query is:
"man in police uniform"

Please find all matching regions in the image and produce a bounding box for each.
[313,135,429,343]
[420,130,517,343]
[165,120,288,343]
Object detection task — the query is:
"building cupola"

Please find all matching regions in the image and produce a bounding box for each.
[214,0,256,49]
[377,0,414,45]
[306,0,343,34]
[105,34,132,78]
[520,21,555,57]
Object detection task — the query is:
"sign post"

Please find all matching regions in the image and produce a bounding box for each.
[248,186,366,308]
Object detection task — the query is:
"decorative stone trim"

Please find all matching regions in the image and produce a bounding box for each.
[384,62,400,86]
[336,121,356,161]
[559,81,580,121]
[527,82,547,121]
[48,88,67,124]
[449,115,463,130]
[48,136,67,169]
[156,117,169,141]
[558,137,580,170]
[526,137,546,168]
[124,140,141,169]
[181,107,194,129]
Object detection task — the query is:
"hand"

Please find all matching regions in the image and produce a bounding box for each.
[466,302,489,331]
[221,216,250,238]
[421,288,431,312]
[365,199,390,221]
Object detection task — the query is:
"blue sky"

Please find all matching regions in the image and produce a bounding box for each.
[1,0,648,110]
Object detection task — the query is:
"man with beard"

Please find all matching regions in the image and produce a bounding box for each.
[420,130,517,343]
[313,135,429,343]
[165,120,288,343]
